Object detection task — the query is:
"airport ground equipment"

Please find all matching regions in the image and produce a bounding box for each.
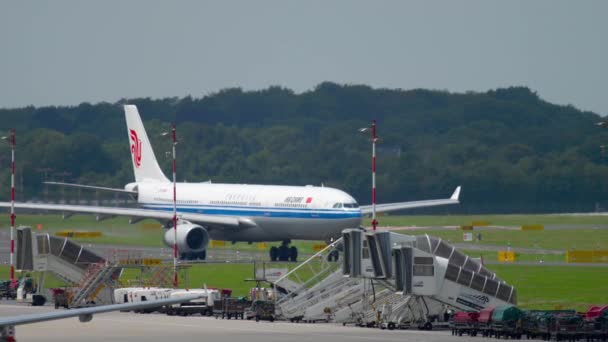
[165,289,220,316]
[214,297,250,319]
[245,300,275,322]
[15,277,45,306]
[0,281,16,300]
[340,229,517,329]
[478,307,495,337]
[450,311,479,336]
[490,305,524,339]
[16,226,121,306]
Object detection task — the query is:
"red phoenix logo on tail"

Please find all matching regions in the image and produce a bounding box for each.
[130,129,142,168]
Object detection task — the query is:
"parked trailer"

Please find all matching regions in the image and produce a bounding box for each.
[215,297,251,319]
[165,289,220,316]
[491,305,524,339]
[548,312,585,341]
[478,307,495,337]
[450,312,479,336]
[584,305,608,341]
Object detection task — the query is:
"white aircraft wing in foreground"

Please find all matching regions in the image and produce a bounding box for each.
[359,186,461,215]
[0,202,251,228]
[0,294,203,341]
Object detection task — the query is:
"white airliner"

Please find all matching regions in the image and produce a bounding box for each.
[0,105,460,260]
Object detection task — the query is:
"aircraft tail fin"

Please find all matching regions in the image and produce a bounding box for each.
[124,105,170,183]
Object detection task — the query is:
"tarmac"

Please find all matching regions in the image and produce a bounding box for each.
[0,303,503,342]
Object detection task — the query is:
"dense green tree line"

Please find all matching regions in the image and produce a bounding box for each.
[1,83,607,213]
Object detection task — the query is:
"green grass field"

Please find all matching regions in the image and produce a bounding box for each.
[396,228,608,251]
[491,265,608,311]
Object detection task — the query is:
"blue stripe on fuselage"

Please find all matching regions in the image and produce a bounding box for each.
[141,204,362,219]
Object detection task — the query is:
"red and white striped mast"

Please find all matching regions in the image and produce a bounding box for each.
[371,120,378,231]
[359,120,379,231]
[7,129,16,285]
[171,123,178,288]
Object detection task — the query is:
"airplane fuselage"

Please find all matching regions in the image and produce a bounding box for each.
[134,182,362,242]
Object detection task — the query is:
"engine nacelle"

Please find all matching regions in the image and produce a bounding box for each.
[163,223,209,253]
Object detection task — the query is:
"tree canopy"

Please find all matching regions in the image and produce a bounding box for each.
[1,83,607,214]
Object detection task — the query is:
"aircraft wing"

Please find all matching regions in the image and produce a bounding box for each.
[360,186,461,215]
[0,202,248,228]
[0,294,202,339]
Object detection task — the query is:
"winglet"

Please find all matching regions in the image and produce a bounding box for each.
[450,186,461,201]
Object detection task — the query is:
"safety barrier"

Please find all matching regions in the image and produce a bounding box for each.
[497,251,516,262]
[55,231,103,238]
[566,250,608,263]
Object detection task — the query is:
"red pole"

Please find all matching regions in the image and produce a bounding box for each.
[9,129,16,284]
[171,124,178,288]
[371,120,378,231]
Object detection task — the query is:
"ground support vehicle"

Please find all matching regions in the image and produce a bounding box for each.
[15,277,45,306]
[215,297,250,320]
[165,289,219,316]
[450,312,479,336]
[583,305,608,341]
[491,306,524,339]
[0,280,16,300]
[51,288,72,309]
[245,300,275,322]
[478,307,495,337]
[547,312,584,342]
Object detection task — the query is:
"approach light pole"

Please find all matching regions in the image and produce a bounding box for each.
[359,120,379,231]
[162,124,179,288]
[2,130,16,285]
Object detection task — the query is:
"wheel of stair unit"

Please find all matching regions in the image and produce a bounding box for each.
[387,322,396,330]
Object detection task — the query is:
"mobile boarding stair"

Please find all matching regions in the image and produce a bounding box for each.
[16,226,122,306]
[274,228,517,328]
[341,229,517,329]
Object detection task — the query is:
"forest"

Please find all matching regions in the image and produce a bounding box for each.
[1,82,607,214]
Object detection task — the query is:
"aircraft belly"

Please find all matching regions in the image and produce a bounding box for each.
[209,216,361,242]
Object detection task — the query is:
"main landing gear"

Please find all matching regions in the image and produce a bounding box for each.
[180,250,206,261]
[269,240,298,262]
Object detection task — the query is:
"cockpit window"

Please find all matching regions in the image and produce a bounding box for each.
[332,203,343,208]
[342,203,360,208]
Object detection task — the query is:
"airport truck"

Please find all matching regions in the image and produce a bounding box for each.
[165,289,220,316]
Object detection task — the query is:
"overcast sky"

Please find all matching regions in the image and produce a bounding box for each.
[1,0,607,114]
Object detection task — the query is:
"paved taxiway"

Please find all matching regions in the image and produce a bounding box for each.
[0,304,504,342]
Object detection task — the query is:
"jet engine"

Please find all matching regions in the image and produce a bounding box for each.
[163,222,209,253]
